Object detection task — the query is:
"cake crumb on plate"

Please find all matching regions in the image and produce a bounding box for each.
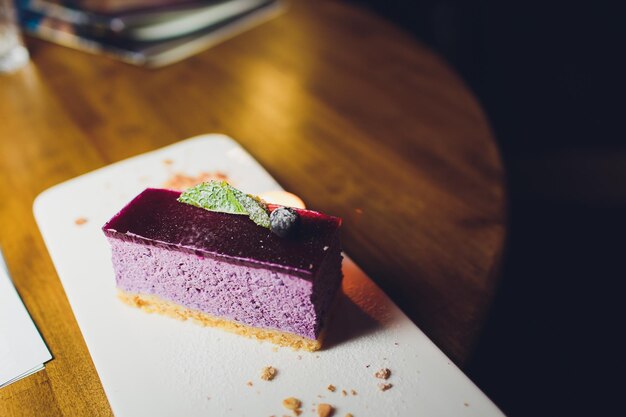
[327,384,336,392]
[282,397,301,411]
[261,366,277,381]
[74,217,88,225]
[374,368,391,379]
[317,403,334,417]
[378,383,393,391]
[162,171,228,191]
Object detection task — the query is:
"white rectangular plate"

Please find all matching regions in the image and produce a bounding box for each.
[34,134,503,417]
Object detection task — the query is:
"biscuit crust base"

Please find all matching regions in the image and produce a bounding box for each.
[118,290,324,351]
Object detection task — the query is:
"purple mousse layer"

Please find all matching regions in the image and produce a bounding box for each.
[103,188,343,339]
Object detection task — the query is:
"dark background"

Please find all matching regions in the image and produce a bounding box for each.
[349,1,624,415]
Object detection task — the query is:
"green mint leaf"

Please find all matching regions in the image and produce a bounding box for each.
[177,180,247,215]
[231,188,271,228]
[177,180,270,228]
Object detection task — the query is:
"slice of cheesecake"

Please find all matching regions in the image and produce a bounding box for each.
[102,188,342,351]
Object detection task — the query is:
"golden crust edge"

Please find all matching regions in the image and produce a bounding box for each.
[117,290,324,351]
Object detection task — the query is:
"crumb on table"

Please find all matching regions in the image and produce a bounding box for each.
[74,217,88,225]
[327,384,336,392]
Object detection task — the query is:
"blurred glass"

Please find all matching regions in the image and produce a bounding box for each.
[0,0,29,73]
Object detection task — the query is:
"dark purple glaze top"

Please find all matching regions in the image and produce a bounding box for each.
[102,188,342,279]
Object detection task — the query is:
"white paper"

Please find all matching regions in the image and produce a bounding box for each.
[0,252,52,388]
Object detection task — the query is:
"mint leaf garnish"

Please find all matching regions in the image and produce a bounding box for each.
[177,181,270,228]
[177,180,246,215]
[230,188,271,228]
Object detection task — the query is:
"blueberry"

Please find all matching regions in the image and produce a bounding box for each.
[270,207,299,237]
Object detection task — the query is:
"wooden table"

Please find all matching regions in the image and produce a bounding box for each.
[0,1,505,415]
